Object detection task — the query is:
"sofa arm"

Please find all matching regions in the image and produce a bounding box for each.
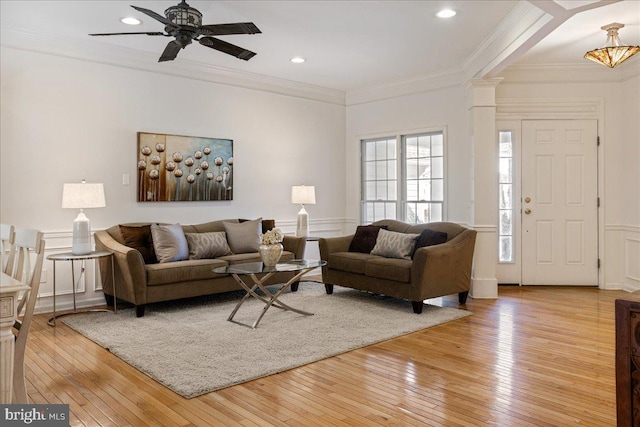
[410,229,477,299]
[319,234,353,260]
[94,230,148,305]
[283,235,306,259]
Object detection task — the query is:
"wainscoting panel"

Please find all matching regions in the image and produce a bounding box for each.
[604,225,640,292]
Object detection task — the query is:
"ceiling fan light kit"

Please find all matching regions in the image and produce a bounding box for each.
[89,0,261,63]
[584,23,640,68]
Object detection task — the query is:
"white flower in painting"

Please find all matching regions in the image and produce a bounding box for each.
[260,228,283,245]
[185,157,194,167]
[155,143,165,153]
[172,152,183,162]
[214,157,223,166]
[203,147,211,155]
[187,174,195,183]
[138,160,147,170]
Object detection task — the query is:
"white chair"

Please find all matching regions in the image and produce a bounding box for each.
[6,228,45,404]
[0,223,15,274]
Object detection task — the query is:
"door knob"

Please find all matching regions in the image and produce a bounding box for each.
[524,197,531,203]
[524,209,531,215]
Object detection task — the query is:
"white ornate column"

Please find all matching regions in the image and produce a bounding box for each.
[466,78,502,299]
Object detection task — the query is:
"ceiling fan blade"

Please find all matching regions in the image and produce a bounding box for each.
[131,5,179,29]
[199,22,261,36]
[199,37,256,61]
[159,40,182,62]
[89,32,167,36]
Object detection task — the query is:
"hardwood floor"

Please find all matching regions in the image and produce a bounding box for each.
[24,285,623,426]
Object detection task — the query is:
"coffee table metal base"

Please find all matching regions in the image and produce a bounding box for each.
[228,269,313,328]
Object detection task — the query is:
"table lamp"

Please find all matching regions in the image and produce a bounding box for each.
[291,185,315,237]
[62,180,106,255]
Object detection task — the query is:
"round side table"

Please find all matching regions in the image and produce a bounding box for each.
[47,250,116,326]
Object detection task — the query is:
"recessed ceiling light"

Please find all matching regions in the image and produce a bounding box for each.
[436,9,456,18]
[290,57,306,64]
[120,17,142,25]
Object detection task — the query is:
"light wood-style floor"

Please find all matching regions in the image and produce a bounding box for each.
[24,285,624,426]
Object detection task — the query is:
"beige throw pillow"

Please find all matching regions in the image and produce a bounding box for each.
[371,229,419,260]
[223,218,262,254]
[185,232,232,259]
[150,223,189,263]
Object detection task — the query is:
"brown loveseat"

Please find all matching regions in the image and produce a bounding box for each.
[319,220,476,313]
[95,219,306,317]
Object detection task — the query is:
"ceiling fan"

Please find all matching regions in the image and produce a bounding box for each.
[89,1,261,62]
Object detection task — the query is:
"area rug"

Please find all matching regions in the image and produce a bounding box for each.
[62,282,471,398]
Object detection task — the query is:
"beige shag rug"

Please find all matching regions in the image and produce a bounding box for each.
[63,282,470,398]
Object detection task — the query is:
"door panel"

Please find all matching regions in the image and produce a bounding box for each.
[521,120,598,286]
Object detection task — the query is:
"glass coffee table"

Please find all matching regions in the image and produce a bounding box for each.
[213,259,326,328]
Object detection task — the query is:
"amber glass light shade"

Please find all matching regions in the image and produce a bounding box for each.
[584,23,640,68]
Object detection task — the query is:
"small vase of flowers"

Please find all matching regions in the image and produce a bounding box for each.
[259,228,284,266]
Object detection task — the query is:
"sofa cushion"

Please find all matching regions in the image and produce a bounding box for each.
[185,231,232,260]
[348,225,387,253]
[119,224,158,264]
[151,223,189,263]
[365,257,412,283]
[328,252,378,275]
[224,218,262,254]
[146,258,228,286]
[412,229,448,257]
[371,229,419,260]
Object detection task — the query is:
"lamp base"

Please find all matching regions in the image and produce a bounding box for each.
[71,211,92,255]
[296,206,309,238]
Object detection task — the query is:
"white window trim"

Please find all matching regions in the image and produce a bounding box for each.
[359,126,448,225]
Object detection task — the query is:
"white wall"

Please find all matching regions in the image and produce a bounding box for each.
[345,85,471,227]
[620,75,640,291]
[0,46,346,311]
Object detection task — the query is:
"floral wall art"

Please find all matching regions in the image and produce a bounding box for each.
[137,132,233,202]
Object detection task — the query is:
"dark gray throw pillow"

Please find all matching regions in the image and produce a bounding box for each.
[119,224,157,264]
[348,225,388,253]
[412,229,448,258]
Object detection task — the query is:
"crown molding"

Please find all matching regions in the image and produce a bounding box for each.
[345,68,467,106]
[499,60,640,84]
[0,25,346,106]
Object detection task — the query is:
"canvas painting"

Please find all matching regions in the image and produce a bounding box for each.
[137,132,233,202]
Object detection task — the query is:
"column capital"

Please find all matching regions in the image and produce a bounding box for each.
[465,77,504,109]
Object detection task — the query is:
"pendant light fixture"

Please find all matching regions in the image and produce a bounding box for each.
[584,23,640,68]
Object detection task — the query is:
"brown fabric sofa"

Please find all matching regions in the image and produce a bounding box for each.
[95,219,306,317]
[319,220,476,313]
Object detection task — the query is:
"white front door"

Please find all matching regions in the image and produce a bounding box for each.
[521,120,598,286]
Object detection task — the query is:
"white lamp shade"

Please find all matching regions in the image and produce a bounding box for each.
[62,181,106,255]
[62,182,106,209]
[291,185,316,205]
